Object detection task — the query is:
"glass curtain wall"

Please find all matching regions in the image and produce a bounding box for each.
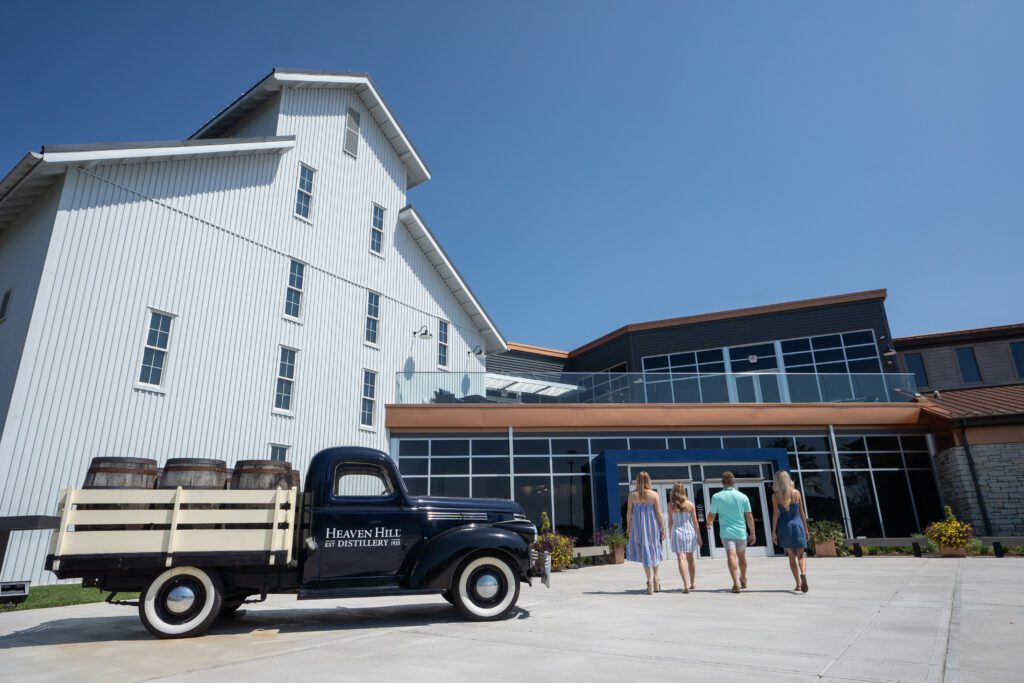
[395,430,942,545]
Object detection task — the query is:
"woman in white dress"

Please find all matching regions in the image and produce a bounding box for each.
[667,482,701,593]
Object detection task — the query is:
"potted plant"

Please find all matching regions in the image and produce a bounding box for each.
[925,506,975,557]
[809,520,845,557]
[591,525,628,564]
[533,512,576,572]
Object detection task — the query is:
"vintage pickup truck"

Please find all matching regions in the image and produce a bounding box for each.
[45,447,549,638]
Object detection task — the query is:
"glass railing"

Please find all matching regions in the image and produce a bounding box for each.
[393,371,919,406]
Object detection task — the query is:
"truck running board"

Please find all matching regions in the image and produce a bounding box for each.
[298,585,443,600]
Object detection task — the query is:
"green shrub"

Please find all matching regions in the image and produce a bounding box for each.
[809,519,845,545]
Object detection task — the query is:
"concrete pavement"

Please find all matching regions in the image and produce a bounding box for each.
[0,557,1020,682]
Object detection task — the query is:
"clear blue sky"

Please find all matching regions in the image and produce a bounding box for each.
[3,1,1021,350]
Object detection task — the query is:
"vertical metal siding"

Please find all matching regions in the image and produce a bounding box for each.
[0,85,486,583]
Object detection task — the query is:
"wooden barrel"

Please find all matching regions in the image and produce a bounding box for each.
[158,459,228,490]
[83,457,158,489]
[290,469,301,492]
[80,457,158,531]
[230,460,293,490]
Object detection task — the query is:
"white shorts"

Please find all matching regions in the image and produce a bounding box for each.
[723,538,747,553]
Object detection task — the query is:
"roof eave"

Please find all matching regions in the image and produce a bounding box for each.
[398,206,507,355]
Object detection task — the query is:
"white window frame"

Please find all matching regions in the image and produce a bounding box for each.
[438,320,450,369]
[294,163,316,222]
[136,308,175,391]
[360,369,377,430]
[284,258,306,321]
[269,444,290,463]
[370,204,385,256]
[274,345,299,415]
[0,288,12,323]
[365,290,381,347]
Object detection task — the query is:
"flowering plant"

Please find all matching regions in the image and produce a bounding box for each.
[591,525,628,550]
[925,506,975,549]
[534,512,576,570]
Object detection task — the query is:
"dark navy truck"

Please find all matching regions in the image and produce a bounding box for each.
[45,447,548,639]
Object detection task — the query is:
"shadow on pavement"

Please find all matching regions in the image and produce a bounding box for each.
[0,602,531,649]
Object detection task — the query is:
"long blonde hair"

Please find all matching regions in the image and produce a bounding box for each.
[634,471,652,501]
[670,482,688,510]
[774,470,796,510]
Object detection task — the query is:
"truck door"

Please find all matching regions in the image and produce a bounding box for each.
[315,461,424,582]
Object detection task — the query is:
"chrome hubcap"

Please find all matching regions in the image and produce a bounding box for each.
[475,573,500,600]
[166,585,197,614]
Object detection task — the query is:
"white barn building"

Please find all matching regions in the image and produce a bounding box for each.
[0,69,507,584]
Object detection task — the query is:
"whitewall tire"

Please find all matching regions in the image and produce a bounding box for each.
[139,566,223,639]
[452,555,520,621]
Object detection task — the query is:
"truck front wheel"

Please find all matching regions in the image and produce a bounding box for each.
[139,566,223,639]
[452,555,520,621]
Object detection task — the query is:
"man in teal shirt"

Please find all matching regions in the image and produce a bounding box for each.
[706,471,755,593]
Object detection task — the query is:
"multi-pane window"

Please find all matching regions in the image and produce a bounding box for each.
[0,288,11,322]
[955,347,981,383]
[275,346,297,412]
[294,164,315,219]
[360,370,377,428]
[138,311,173,387]
[904,353,929,389]
[438,321,449,367]
[370,205,385,254]
[270,444,290,462]
[1011,342,1024,379]
[284,259,305,319]
[365,291,380,345]
[344,108,360,157]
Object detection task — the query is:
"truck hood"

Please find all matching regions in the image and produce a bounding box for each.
[411,496,523,515]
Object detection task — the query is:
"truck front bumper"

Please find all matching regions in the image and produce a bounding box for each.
[530,550,551,588]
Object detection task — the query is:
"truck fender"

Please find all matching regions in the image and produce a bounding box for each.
[408,525,531,590]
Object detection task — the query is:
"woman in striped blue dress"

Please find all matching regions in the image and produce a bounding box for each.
[626,471,665,594]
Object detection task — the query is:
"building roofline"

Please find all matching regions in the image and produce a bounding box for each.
[189,69,431,188]
[398,206,507,355]
[506,342,569,359]
[894,322,1024,349]
[0,137,295,231]
[567,289,888,358]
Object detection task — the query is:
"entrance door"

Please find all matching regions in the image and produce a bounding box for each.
[704,484,772,558]
[651,482,698,561]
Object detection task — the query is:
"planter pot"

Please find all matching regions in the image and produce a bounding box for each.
[814,541,838,557]
[939,546,967,558]
[611,546,625,564]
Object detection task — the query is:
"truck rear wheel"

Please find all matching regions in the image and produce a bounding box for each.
[452,554,520,621]
[139,566,223,639]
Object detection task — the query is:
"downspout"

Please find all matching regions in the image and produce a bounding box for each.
[958,420,992,536]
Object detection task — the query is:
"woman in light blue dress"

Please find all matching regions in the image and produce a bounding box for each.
[626,471,665,594]
[771,471,810,593]
[668,482,701,593]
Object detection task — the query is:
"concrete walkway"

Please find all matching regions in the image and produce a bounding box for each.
[0,558,1020,682]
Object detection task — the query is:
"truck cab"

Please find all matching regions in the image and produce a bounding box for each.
[299,447,538,618]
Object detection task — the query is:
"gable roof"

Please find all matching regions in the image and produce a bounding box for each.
[0,136,295,232]
[191,69,431,188]
[398,206,507,355]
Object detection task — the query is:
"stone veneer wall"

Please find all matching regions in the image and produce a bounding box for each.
[934,442,1024,536]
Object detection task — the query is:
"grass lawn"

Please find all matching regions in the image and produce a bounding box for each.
[3,584,139,612]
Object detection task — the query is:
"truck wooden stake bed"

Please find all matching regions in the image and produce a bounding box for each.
[45,447,549,638]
